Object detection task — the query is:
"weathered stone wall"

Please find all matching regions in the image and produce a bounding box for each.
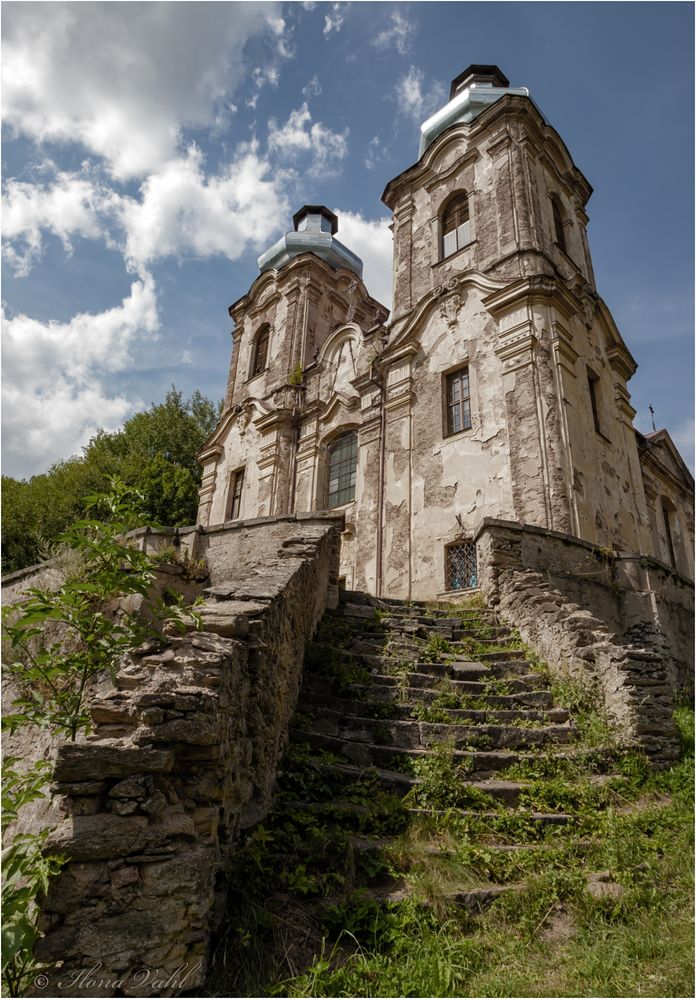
[6,515,342,997]
[476,519,693,764]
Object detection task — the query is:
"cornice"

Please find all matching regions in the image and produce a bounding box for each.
[384,271,505,354]
[382,94,592,210]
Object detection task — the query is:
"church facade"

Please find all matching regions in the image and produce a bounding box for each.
[197,65,694,598]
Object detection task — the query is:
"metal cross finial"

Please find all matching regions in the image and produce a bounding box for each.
[648,404,656,432]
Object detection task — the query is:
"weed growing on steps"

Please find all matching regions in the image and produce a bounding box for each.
[206,597,693,998]
[271,717,693,999]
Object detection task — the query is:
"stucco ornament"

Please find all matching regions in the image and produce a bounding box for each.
[439,281,465,329]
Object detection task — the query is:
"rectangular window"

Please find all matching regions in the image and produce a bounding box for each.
[587,370,601,435]
[328,433,358,508]
[446,542,478,591]
[228,467,244,520]
[446,367,472,436]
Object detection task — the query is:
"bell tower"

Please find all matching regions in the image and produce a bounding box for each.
[197,206,388,529]
[376,64,653,595]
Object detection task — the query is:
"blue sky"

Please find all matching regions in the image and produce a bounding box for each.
[2,1,694,479]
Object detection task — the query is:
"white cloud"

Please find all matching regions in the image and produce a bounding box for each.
[302,75,322,99]
[364,136,384,172]
[372,11,416,56]
[118,144,289,268]
[323,3,346,37]
[2,273,159,477]
[268,104,348,176]
[395,66,446,122]
[2,170,108,275]
[335,211,393,311]
[1,3,282,179]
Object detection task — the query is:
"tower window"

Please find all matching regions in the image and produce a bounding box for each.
[227,467,245,520]
[327,432,358,508]
[250,325,270,378]
[446,541,478,591]
[661,498,677,569]
[551,196,567,254]
[445,367,472,436]
[441,193,471,258]
[587,369,602,435]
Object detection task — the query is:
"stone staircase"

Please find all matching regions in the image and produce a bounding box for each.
[209,591,632,992]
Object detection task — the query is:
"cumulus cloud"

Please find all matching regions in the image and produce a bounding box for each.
[268,104,349,176]
[2,273,158,477]
[118,144,289,267]
[364,136,385,172]
[323,3,346,37]
[335,211,393,311]
[2,170,108,275]
[1,2,282,178]
[394,66,446,122]
[302,75,322,98]
[372,11,416,55]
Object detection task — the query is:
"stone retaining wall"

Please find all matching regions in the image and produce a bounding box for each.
[11,515,343,997]
[475,519,693,764]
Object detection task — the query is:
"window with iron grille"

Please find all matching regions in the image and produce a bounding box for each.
[441,193,471,258]
[250,325,270,378]
[228,468,244,520]
[445,367,472,436]
[327,432,357,508]
[551,196,567,254]
[446,542,478,591]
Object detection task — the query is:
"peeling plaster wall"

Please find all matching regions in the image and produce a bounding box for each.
[198,92,693,602]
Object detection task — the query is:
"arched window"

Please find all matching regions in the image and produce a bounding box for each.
[250,324,270,378]
[327,432,358,508]
[441,193,470,258]
[551,196,567,254]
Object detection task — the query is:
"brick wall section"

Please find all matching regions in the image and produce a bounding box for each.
[23,515,342,997]
[475,519,692,764]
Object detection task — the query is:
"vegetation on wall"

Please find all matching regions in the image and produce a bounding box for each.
[1,388,221,574]
[1,481,201,996]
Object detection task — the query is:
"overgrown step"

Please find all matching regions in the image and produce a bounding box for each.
[300,690,569,724]
[283,755,532,807]
[301,674,556,709]
[291,714,574,751]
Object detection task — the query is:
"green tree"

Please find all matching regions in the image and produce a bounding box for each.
[1,388,221,574]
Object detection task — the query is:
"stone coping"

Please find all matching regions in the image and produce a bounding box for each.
[474,517,694,589]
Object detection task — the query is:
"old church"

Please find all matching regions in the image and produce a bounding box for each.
[196,65,694,599]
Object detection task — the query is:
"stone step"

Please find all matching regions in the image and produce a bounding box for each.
[301,675,556,708]
[292,713,575,752]
[319,881,522,916]
[284,754,531,806]
[405,807,574,826]
[396,671,547,693]
[291,730,523,774]
[283,799,575,829]
[300,690,569,725]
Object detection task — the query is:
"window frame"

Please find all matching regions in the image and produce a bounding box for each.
[326,431,358,509]
[551,195,568,255]
[443,365,473,438]
[227,467,245,520]
[445,540,479,592]
[440,192,471,260]
[249,325,270,380]
[586,368,602,436]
